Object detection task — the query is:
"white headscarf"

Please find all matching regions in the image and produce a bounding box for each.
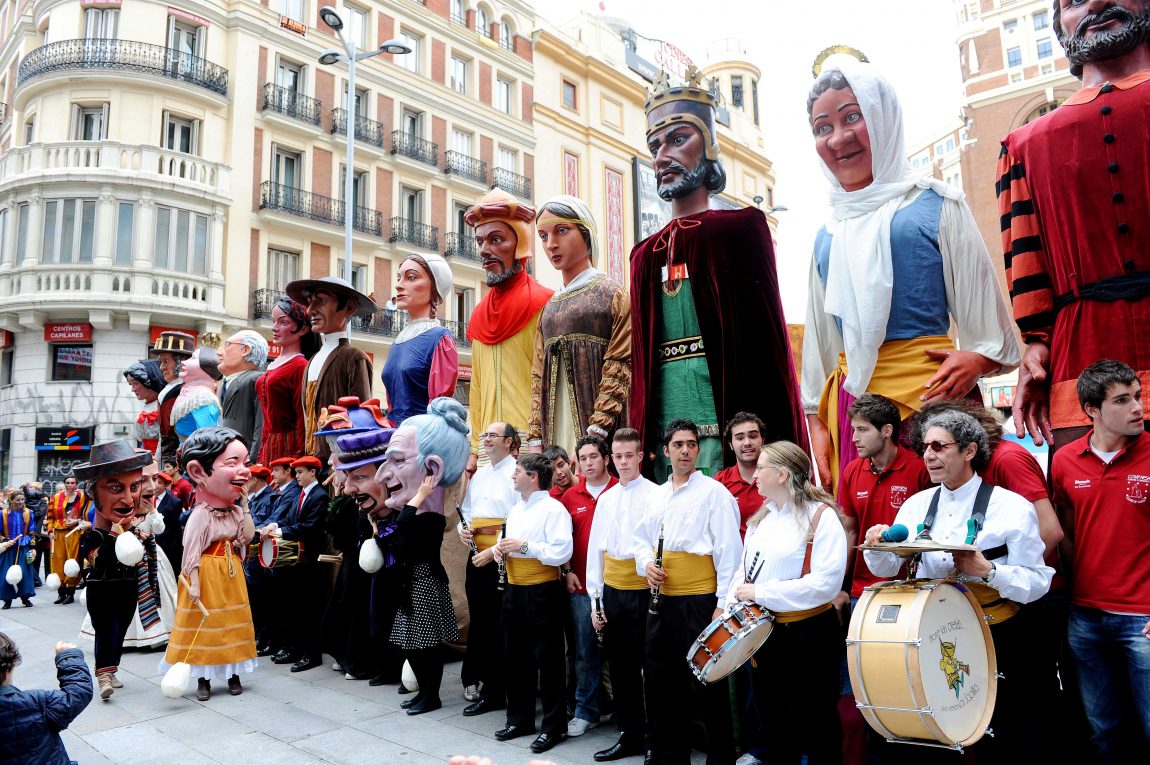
[816,60,963,396]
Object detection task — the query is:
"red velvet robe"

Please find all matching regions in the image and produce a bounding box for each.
[629,207,806,470]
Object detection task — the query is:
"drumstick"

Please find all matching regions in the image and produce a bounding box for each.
[178,573,211,618]
[744,551,760,584]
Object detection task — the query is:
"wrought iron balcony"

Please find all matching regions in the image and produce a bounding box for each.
[389,217,439,250]
[352,309,471,348]
[499,35,515,52]
[18,39,229,96]
[260,181,383,236]
[444,151,488,185]
[253,288,287,320]
[493,168,532,200]
[444,232,481,263]
[331,108,385,148]
[0,102,7,124]
[391,131,438,166]
[263,82,322,126]
[451,13,468,27]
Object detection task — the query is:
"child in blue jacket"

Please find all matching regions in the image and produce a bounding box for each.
[0,634,93,765]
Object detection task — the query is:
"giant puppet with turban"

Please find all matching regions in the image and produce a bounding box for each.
[630,66,805,480]
[527,195,631,454]
[463,189,554,470]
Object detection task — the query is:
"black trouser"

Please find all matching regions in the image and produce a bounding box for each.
[244,556,270,645]
[644,593,735,765]
[86,579,139,673]
[503,578,566,736]
[604,585,649,745]
[752,608,843,764]
[278,560,326,659]
[464,557,505,702]
[405,646,444,704]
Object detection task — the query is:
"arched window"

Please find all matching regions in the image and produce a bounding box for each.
[1024,100,1063,124]
[499,17,514,50]
[476,7,490,38]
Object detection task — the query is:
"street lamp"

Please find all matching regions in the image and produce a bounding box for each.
[752,195,764,208]
[767,205,788,215]
[317,7,410,300]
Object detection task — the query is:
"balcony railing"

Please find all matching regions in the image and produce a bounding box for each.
[444,150,488,185]
[18,39,229,96]
[352,310,472,349]
[0,102,7,124]
[263,82,322,126]
[493,167,532,200]
[451,13,468,27]
[391,131,438,166]
[444,232,481,263]
[331,108,386,148]
[499,35,515,52]
[389,217,439,250]
[260,181,382,235]
[253,288,285,320]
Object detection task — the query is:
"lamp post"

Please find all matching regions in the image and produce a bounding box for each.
[318,7,410,295]
[767,205,788,215]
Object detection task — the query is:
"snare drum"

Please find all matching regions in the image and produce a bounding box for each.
[847,579,997,751]
[686,600,774,684]
[259,537,300,569]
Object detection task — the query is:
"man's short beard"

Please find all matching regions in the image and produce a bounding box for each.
[486,258,523,286]
[1062,7,1150,74]
[657,161,709,201]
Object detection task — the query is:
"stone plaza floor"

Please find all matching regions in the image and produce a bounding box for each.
[1,587,699,764]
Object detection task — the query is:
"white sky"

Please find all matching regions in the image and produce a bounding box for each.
[532,0,965,322]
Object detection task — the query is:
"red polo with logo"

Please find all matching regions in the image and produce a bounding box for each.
[839,446,932,598]
[560,474,618,594]
[1051,430,1150,613]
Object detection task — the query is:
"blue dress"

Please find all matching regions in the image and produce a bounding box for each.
[0,508,36,601]
[380,326,452,425]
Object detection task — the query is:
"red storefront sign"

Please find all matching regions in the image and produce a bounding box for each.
[44,323,93,343]
[0,330,12,349]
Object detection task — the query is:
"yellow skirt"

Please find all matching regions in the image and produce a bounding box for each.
[164,543,256,669]
[51,528,81,587]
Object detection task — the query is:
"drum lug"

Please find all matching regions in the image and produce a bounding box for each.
[996,672,1005,680]
[984,727,995,738]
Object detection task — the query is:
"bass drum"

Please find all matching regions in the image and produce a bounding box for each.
[847,579,997,751]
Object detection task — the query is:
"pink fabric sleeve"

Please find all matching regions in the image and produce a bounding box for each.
[427,334,459,400]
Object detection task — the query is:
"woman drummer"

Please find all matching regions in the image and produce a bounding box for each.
[159,427,257,701]
[727,440,848,764]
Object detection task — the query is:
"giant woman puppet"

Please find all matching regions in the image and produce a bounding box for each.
[630,66,804,479]
[801,59,1019,489]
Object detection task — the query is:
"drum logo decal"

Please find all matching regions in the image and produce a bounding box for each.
[1125,475,1150,504]
[939,641,971,698]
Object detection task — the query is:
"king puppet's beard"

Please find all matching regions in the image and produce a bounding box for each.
[1063,7,1150,69]
[485,259,523,287]
[657,161,708,201]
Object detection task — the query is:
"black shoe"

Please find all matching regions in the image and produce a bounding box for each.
[1,601,9,610]
[60,594,74,605]
[400,695,422,710]
[290,656,322,673]
[256,644,276,657]
[643,752,656,765]
[397,683,416,695]
[530,733,564,754]
[270,650,299,665]
[53,592,65,604]
[227,675,243,696]
[368,675,391,687]
[463,697,506,717]
[406,697,441,715]
[494,724,535,742]
[595,739,647,762]
[20,598,32,607]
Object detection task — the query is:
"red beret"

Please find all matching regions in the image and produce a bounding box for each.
[290,456,323,470]
[153,472,173,485]
[249,465,271,480]
[268,457,295,469]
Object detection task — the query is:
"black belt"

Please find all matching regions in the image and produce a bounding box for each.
[1053,269,1150,312]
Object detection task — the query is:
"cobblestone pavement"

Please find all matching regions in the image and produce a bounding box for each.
[2,588,710,764]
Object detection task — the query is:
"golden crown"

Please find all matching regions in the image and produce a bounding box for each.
[811,45,870,78]
[198,331,222,350]
[644,65,719,115]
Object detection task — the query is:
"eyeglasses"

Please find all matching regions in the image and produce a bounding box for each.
[923,440,958,453]
[480,432,510,440]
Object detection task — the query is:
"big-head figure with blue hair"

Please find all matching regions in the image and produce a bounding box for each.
[375,397,470,514]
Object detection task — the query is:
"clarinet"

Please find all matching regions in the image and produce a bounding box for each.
[593,590,605,646]
[648,523,665,615]
[456,506,479,557]
[496,521,507,591]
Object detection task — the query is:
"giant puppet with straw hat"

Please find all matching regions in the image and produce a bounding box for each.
[149,331,195,468]
[463,189,554,471]
[284,276,376,460]
[630,65,805,479]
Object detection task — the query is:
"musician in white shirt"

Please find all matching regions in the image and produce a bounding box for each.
[729,440,847,764]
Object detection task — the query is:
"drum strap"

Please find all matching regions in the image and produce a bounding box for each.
[920,480,995,545]
[801,504,829,577]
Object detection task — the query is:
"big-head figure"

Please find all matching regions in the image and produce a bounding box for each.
[375,397,470,515]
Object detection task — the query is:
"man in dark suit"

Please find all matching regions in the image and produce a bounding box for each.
[218,331,267,460]
[264,457,300,527]
[152,472,184,567]
[265,456,329,672]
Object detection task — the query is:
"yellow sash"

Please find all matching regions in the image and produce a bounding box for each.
[660,551,717,596]
[774,602,833,624]
[818,334,954,488]
[966,581,1021,624]
[506,556,560,586]
[470,517,504,552]
[604,555,648,591]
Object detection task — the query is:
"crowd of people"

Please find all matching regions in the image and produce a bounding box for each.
[2,3,1149,764]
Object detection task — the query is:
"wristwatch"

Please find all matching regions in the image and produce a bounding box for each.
[982,562,997,584]
[560,566,573,577]
[519,541,530,555]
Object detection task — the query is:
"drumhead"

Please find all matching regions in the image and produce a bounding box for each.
[259,537,277,569]
[706,620,772,682]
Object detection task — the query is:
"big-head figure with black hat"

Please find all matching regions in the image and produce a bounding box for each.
[629,66,805,480]
[285,276,375,460]
[149,331,195,468]
[463,189,554,472]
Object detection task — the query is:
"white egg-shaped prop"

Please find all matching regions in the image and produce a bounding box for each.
[115,532,145,566]
[401,659,418,692]
[45,573,61,591]
[63,559,81,579]
[358,540,383,574]
[5,564,22,586]
[161,662,192,699]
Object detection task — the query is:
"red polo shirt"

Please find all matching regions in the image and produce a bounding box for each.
[839,446,932,598]
[1051,430,1150,613]
[715,465,763,537]
[560,474,617,594]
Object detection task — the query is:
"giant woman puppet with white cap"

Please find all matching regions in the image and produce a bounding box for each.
[801,56,1020,489]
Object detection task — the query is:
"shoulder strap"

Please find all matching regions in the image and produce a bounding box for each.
[801,503,829,577]
[920,488,943,536]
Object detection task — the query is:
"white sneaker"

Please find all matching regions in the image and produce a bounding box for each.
[567,717,598,737]
[331,661,343,672]
[463,684,480,702]
[736,754,763,765]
